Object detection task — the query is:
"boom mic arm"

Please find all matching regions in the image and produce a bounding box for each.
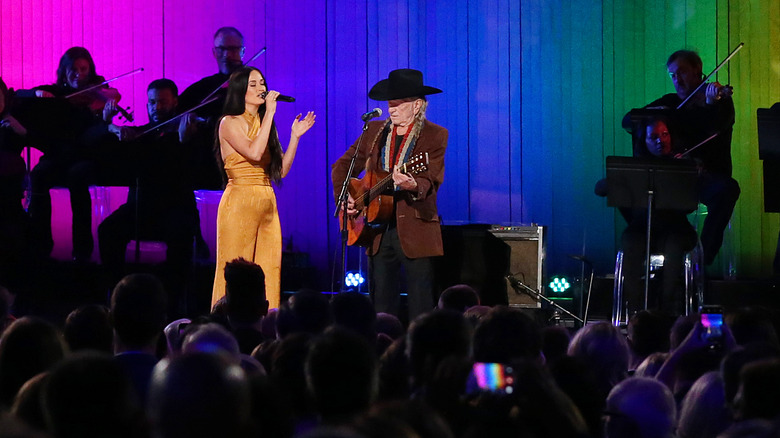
[506,274,584,324]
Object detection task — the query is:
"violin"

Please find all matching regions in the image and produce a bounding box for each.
[64,67,144,122]
[110,110,209,143]
[137,96,217,138]
[67,86,135,122]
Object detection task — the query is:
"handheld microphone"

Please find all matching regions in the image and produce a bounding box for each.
[261,91,296,102]
[361,108,383,121]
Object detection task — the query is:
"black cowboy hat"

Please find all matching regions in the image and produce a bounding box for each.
[368,69,442,101]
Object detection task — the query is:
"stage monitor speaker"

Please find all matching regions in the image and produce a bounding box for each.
[489,226,546,308]
[436,225,545,308]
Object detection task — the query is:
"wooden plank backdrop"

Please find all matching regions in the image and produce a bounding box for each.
[2,0,780,286]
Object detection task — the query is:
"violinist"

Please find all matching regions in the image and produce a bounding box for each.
[98,79,199,308]
[26,46,119,262]
[623,49,740,266]
[177,27,246,190]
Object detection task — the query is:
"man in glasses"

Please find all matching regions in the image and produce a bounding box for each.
[178,26,246,191]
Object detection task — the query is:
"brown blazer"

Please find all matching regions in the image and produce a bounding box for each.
[332,119,448,258]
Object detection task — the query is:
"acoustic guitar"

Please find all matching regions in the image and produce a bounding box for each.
[340,152,429,246]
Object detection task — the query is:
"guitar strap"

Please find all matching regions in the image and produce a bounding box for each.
[381,120,421,171]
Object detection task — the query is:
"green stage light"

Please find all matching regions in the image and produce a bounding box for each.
[548,276,571,293]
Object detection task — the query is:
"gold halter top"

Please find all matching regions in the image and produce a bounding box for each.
[223,111,271,186]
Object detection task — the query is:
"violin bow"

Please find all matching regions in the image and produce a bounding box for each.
[199,46,267,105]
[676,42,744,110]
[675,133,719,158]
[137,96,219,137]
[64,67,145,99]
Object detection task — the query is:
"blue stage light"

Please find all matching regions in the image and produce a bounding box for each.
[345,271,365,288]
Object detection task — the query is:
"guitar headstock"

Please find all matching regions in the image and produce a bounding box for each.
[401,152,429,175]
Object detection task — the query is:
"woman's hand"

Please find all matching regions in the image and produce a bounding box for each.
[676,321,710,353]
[0,115,27,136]
[264,90,280,115]
[291,111,316,139]
[103,99,119,122]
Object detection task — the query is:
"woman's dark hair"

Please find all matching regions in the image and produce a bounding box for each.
[55,47,104,89]
[218,66,283,184]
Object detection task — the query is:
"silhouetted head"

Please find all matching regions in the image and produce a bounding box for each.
[605,377,676,438]
[0,317,65,409]
[331,292,377,343]
[568,322,630,396]
[406,310,472,390]
[678,371,732,438]
[276,289,332,338]
[733,358,780,421]
[149,352,250,438]
[306,327,378,424]
[43,353,144,438]
[181,323,241,365]
[64,304,113,354]
[224,257,268,325]
[437,284,480,313]
[110,273,168,352]
[473,306,542,364]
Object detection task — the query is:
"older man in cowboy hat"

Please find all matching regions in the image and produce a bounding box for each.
[332,68,448,323]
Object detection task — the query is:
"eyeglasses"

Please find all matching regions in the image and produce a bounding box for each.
[214,45,245,56]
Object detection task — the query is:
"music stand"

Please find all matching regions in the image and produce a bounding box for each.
[757,106,780,212]
[606,156,698,310]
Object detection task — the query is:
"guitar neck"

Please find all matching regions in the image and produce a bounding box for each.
[365,174,395,204]
[354,153,428,209]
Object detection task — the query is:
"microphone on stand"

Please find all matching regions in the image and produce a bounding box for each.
[361,108,382,121]
[261,91,296,102]
[506,274,584,324]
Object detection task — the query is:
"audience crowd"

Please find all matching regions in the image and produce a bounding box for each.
[0,266,779,438]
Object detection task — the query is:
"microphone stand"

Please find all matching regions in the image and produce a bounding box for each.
[333,119,371,293]
[569,255,594,325]
[506,274,584,325]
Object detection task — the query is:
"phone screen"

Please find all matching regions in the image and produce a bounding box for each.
[466,362,515,394]
[700,311,723,344]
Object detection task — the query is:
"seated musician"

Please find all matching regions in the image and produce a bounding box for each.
[172,27,247,258]
[22,47,120,262]
[0,78,30,279]
[177,26,246,190]
[623,50,739,267]
[97,79,199,305]
[619,117,698,316]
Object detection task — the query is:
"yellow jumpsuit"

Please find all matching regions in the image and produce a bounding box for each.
[211,152,282,309]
